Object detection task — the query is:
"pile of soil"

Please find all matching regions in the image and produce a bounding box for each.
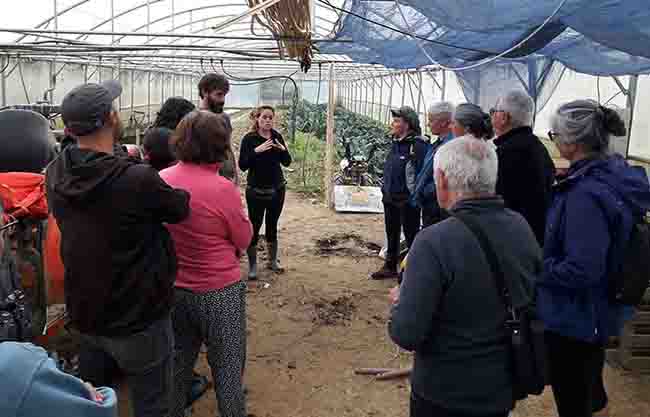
[312,295,358,326]
[315,233,382,257]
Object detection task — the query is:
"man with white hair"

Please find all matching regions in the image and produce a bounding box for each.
[410,102,455,228]
[491,90,555,245]
[389,136,540,417]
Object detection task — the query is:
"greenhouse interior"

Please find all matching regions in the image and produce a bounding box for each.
[0,1,649,417]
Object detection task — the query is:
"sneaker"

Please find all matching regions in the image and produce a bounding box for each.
[370,265,398,280]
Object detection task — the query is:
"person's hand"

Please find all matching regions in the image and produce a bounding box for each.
[389,285,400,304]
[255,140,274,154]
[83,382,105,404]
[272,141,287,152]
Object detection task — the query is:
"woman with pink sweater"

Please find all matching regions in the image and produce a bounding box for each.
[160,111,252,417]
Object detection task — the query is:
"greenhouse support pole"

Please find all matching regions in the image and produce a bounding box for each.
[364,79,369,117]
[147,71,152,124]
[83,64,88,83]
[161,74,165,109]
[117,58,122,111]
[441,70,446,101]
[325,63,336,209]
[388,76,394,124]
[370,78,375,120]
[417,71,423,123]
[401,73,406,108]
[1,56,6,107]
[625,75,639,158]
[378,77,383,123]
[130,70,135,119]
[365,80,374,117]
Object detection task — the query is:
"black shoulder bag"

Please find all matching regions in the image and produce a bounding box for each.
[454,213,548,400]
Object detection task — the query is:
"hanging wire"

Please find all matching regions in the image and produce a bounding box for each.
[321,0,569,72]
[596,76,601,103]
[208,60,301,143]
[0,56,10,74]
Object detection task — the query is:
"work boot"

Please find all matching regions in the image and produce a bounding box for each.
[370,264,398,280]
[247,246,258,280]
[267,240,285,273]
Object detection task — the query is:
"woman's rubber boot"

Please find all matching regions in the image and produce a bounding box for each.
[247,246,258,280]
[267,241,285,273]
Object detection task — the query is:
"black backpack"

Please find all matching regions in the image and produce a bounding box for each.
[0,250,32,342]
[610,212,650,306]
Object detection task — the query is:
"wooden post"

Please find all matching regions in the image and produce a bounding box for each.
[325,64,336,209]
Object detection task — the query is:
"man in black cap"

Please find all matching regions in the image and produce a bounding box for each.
[46,80,191,417]
[371,106,429,280]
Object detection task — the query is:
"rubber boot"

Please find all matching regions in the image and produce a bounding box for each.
[247,246,258,280]
[267,240,285,273]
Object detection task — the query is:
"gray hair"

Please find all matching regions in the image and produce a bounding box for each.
[428,102,455,117]
[495,90,535,128]
[551,99,626,153]
[454,103,494,140]
[433,135,498,194]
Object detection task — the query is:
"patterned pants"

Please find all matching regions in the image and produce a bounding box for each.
[171,282,247,417]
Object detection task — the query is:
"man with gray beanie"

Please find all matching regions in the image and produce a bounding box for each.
[371,106,428,280]
[491,90,555,245]
[46,81,190,417]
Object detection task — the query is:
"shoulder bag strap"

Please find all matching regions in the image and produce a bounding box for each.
[453,212,514,313]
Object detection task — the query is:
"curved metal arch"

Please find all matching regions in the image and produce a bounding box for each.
[75,0,166,41]
[15,0,93,43]
[113,3,249,44]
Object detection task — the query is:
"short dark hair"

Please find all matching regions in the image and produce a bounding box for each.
[153,97,196,130]
[143,127,176,171]
[198,73,230,99]
[173,111,231,164]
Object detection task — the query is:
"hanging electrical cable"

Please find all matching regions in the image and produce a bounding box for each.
[203,59,302,143]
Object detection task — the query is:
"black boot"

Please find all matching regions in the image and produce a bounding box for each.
[370,262,398,280]
[247,246,258,280]
[267,240,285,273]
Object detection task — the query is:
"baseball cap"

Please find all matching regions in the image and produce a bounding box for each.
[391,106,421,134]
[61,80,122,136]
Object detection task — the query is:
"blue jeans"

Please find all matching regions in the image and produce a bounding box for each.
[78,315,174,417]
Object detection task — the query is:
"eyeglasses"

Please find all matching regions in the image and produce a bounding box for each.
[548,131,559,142]
[489,108,505,116]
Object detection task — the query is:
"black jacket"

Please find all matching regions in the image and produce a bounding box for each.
[239,130,292,189]
[494,127,555,245]
[46,146,190,336]
[382,133,429,202]
[390,198,540,414]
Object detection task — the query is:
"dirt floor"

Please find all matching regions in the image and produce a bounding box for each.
[186,191,650,417]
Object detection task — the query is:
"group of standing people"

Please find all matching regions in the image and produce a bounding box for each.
[41,73,292,417]
[386,90,650,417]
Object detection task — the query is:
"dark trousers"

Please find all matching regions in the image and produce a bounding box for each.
[421,203,445,229]
[384,201,420,269]
[410,392,509,417]
[546,331,607,417]
[246,187,286,247]
[172,282,247,417]
[78,315,174,417]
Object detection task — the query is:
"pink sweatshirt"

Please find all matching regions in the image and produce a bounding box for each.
[160,162,252,292]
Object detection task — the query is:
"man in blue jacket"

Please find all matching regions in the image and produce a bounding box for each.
[371,107,428,280]
[411,102,455,228]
